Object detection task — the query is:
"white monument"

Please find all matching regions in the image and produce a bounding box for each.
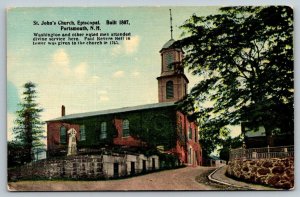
[67,128,77,156]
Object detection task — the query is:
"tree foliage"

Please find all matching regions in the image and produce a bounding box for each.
[7,141,30,167]
[176,6,293,155]
[218,135,243,162]
[12,82,44,163]
[129,112,177,150]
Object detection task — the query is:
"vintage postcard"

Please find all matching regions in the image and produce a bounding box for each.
[7,6,294,191]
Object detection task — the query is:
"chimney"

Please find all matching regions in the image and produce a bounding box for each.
[61,105,65,116]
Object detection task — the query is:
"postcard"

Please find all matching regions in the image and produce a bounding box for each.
[7,6,294,191]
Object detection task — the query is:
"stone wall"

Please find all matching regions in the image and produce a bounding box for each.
[8,153,160,181]
[226,157,294,189]
[9,155,104,181]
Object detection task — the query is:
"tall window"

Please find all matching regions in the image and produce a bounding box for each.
[188,127,193,140]
[60,126,67,144]
[80,125,86,141]
[100,122,107,139]
[122,119,130,137]
[166,81,174,99]
[166,53,174,71]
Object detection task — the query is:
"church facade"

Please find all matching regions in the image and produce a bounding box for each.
[46,38,202,166]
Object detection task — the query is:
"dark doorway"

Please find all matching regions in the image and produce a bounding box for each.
[130,162,135,175]
[113,162,119,177]
[142,160,146,172]
[152,158,155,170]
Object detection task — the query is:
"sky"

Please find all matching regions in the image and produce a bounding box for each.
[7,6,242,141]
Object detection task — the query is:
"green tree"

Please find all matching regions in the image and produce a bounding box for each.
[12,82,44,163]
[176,6,293,155]
[218,135,243,162]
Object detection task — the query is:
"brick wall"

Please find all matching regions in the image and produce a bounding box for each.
[174,111,202,165]
[226,157,294,189]
[157,75,188,103]
[113,118,146,147]
[47,121,80,151]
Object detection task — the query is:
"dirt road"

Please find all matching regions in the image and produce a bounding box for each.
[8,166,223,191]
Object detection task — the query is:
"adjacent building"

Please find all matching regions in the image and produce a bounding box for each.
[241,122,294,148]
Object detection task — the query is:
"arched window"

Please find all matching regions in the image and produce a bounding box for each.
[188,127,193,140]
[80,125,86,141]
[166,81,174,99]
[122,119,130,137]
[60,126,67,144]
[100,122,107,139]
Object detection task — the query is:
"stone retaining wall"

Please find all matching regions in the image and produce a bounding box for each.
[8,154,159,181]
[226,157,294,189]
[9,155,105,181]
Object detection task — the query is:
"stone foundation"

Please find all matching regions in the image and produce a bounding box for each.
[8,153,159,181]
[226,157,294,189]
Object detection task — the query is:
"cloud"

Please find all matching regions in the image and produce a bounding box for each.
[112,70,125,78]
[50,49,90,81]
[91,75,100,83]
[124,36,140,54]
[51,48,71,76]
[74,62,88,79]
[53,48,69,66]
[132,71,140,77]
[111,35,140,55]
[98,90,109,102]
[111,45,122,56]
[99,95,110,102]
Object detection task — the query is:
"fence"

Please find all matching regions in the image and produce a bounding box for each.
[229,145,294,161]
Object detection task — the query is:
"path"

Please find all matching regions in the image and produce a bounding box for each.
[8,166,218,191]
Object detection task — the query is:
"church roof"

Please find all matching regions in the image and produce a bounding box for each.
[160,39,176,52]
[47,102,176,122]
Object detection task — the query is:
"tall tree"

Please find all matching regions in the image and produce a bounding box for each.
[12,82,44,163]
[176,6,293,155]
[219,135,243,162]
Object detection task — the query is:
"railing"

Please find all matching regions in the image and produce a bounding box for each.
[229,145,294,161]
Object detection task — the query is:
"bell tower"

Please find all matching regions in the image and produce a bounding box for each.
[157,9,189,103]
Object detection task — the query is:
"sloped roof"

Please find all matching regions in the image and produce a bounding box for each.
[161,38,176,50]
[47,102,176,122]
[160,38,183,53]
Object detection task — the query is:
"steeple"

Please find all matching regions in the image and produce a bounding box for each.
[169,9,173,39]
[157,9,189,103]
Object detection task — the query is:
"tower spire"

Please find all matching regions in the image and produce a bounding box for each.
[169,9,173,39]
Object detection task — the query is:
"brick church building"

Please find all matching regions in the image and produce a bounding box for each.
[46,37,202,166]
